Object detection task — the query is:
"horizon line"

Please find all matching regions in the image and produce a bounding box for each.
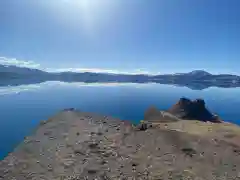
[0,56,239,76]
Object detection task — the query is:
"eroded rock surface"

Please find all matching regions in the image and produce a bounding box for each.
[168,98,222,123]
[144,106,180,122]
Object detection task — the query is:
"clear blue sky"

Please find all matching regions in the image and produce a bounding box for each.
[0,0,239,74]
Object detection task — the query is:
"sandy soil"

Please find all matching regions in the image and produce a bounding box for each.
[1,110,240,180]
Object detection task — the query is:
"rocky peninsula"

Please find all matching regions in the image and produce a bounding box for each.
[1,98,240,180]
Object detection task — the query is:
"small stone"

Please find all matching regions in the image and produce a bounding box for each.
[89,142,99,149]
[97,132,103,136]
[44,131,52,136]
[47,164,53,171]
[100,160,108,165]
[74,149,85,156]
[233,149,240,155]
[102,150,113,157]
[100,172,110,180]
[66,143,72,148]
[132,163,138,167]
[49,136,56,140]
[88,168,98,174]
[181,147,197,157]
[62,158,75,168]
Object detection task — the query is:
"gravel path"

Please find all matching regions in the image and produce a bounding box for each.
[1,110,240,180]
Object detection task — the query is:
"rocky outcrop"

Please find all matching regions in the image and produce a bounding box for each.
[0,110,239,180]
[168,98,222,123]
[144,106,163,121]
[144,106,180,122]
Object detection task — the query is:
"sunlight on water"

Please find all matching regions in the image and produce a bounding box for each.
[0,84,42,95]
[0,81,157,96]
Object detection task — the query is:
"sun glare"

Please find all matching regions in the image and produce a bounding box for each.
[65,0,113,16]
[76,0,101,13]
[61,0,116,34]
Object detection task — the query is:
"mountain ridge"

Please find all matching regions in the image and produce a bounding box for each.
[1,64,240,90]
[0,64,237,76]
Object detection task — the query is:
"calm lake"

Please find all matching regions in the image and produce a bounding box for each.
[1,82,240,160]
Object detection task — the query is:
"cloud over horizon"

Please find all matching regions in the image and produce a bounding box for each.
[0,57,40,68]
[46,67,157,75]
[0,56,159,75]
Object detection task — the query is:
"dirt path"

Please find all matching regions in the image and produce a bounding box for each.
[1,110,240,179]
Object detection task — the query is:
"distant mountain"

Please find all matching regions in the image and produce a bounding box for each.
[187,70,211,76]
[0,64,240,90]
[154,70,240,82]
[0,65,50,86]
[0,64,46,75]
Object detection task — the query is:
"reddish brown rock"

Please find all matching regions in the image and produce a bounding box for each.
[168,97,222,123]
[144,106,180,122]
[144,106,163,121]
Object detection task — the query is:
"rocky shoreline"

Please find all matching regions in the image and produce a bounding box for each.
[1,99,240,179]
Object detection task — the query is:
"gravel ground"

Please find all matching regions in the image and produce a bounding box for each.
[1,110,240,180]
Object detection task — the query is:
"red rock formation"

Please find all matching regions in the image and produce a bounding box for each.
[144,106,163,121]
[168,98,222,123]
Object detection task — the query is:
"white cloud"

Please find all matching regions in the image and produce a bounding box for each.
[46,68,123,74]
[0,56,159,75]
[46,68,159,75]
[0,57,40,68]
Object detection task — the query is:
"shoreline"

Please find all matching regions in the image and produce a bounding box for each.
[1,109,240,179]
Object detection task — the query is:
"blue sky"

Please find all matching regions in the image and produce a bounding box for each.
[0,0,239,74]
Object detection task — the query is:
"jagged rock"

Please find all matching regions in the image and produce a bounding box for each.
[168,97,222,123]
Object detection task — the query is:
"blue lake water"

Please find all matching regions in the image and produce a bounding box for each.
[1,81,240,160]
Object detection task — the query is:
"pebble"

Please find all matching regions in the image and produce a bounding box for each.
[87,168,98,174]
[62,158,75,167]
